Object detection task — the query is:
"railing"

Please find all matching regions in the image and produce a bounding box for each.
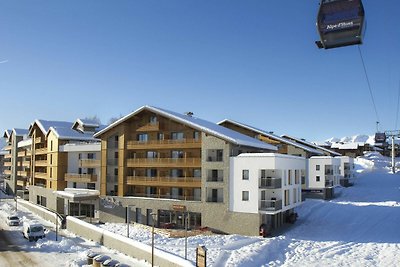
[35,148,48,154]
[136,121,160,132]
[325,169,334,175]
[259,177,282,189]
[207,176,224,182]
[325,180,334,187]
[4,154,12,159]
[4,145,12,151]
[206,156,223,162]
[79,159,101,168]
[126,157,201,167]
[206,196,224,203]
[64,173,97,183]
[4,161,12,167]
[126,192,201,201]
[35,160,48,167]
[26,151,32,157]
[35,172,47,179]
[126,139,201,149]
[259,199,283,211]
[17,170,30,177]
[35,137,42,143]
[4,170,12,175]
[126,176,201,187]
[18,151,26,157]
[22,161,30,167]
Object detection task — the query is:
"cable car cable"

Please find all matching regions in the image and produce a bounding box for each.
[357,45,380,125]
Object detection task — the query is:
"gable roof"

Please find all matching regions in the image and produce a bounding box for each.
[3,129,12,139]
[281,134,342,156]
[94,105,277,151]
[29,119,72,136]
[47,126,99,141]
[218,119,324,155]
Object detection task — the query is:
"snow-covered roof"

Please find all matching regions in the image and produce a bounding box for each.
[29,119,72,136]
[95,105,277,151]
[13,128,29,136]
[282,134,342,156]
[47,126,99,141]
[54,188,100,201]
[236,152,305,160]
[18,138,32,148]
[3,129,12,139]
[218,119,324,155]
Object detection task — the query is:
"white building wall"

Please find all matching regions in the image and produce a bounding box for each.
[230,153,305,214]
[337,156,355,179]
[307,156,341,189]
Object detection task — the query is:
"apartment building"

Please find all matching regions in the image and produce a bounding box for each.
[337,156,355,187]
[305,156,341,199]
[282,134,342,157]
[219,119,324,157]
[2,128,29,196]
[28,119,101,214]
[94,105,278,236]
[230,153,306,235]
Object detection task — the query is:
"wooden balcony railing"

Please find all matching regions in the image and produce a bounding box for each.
[4,154,12,159]
[4,145,12,151]
[136,121,160,132]
[126,139,201,150]
[4,170,12,175]
[126,176,201,188]
[22,161,31,167]
[18,151,26,157]
[17,170,30,177]
[35,148,48,155]
[35,160,48,167]
[26,151,32,157]
[4,161,12,167]
[34,172,47,179]
[64,173,97,183]
[126,193,201,201]
[126,157,201,168]
[79,159,101,168]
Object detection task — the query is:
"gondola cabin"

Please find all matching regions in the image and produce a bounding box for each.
[374,132,386,144]
[316,0,365,49]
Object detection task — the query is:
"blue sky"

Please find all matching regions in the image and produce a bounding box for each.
[1,0,399,142]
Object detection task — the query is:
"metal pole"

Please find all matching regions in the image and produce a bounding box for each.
[392,136,396,173]
[185,212,188,260]
[151,213,155,267]
[55,214,58,241]
[127,207,130,237]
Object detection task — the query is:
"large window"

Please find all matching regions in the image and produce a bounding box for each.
[171,150,184,159]
[137,133,148,142]
[147,151,158,158]
[171,132,184,140]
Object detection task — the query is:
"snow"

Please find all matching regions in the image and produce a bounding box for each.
[2,151,400,266]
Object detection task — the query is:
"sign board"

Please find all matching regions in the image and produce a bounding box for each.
[172,205,187,212]
[196,245,207,267]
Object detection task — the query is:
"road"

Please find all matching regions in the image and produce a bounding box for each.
[0,224,38,266]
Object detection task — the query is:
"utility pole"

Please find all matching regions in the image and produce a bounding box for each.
[385,130,400,174]
[392,136,396,173]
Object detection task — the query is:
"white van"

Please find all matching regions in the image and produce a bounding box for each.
[22,222,45,242]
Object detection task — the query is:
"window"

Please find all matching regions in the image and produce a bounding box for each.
[78,153,82,160]
[170,169,182,177]
[87,183,95,190]
[50,154,53,165]
[242,191,249,201]
[147,151,158,158]
[242,170,249,180]
[146,169,157,177]
[78,168,82,174]
[171,150,184,159]
[171,132,184,140]
[50,140,53,151]
[316,176,320,182]
[316,165,320,171]
[193,169,201,178]
[193,131,200,140]
[50,168,52,178]
[284,189,289,206]
[288,170,292,185]
[114,151,118,159]
[157,133,164,140]
[137,133,148,142]
[88,168,95,175]
[88,153,95,159]
[114,168,118,176]
[261,169,266,178]
[114,135,119,142]
[216,150,223,161]
[149,116,157,124]
[73,182,77,188]
[293,188,297,203]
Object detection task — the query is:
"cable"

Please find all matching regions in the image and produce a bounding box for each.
[395,80,400,130]
[357,45,380,126]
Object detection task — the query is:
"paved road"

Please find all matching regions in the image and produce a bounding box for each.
[0,225,38,266]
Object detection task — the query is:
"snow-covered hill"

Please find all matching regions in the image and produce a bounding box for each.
[324,134,375,146]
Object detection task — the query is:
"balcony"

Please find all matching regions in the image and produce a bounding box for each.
[4,169,12,175]
[259,199,283,212]
[17,179,27,187]
[22,161,30,167]
[4,145,12,151]
[325,180,334,187]
[18,151,26,157]
[79,159,100,168]
[126,157,201,168]
[35,148,48,155]
[259,177,282,189]
[17,170,30,177]
[26,150,32,157]
[35,160,48,167]
[127,193,200,201]
[126,176,201,188]
[64,173,97,183]
[136,121,160,132]
[35,136,42,143]
[4,161,12,167]
[35,172,47,179]
[207,176,223,182]
[126,139,201,150]
[4,154,12,159]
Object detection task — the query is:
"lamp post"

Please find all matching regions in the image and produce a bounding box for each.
[126,205,135,238]
[150,212,157,267]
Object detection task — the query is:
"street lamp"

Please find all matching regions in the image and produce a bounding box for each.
[126,205,135,238]
[150,212,157,267]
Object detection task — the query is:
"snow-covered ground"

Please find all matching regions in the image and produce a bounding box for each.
[2,152,400,266]
[0,193,150,267]
[99,152,400,266]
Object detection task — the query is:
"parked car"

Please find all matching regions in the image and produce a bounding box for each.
[6,215,21,226]
[22,222,45,242]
